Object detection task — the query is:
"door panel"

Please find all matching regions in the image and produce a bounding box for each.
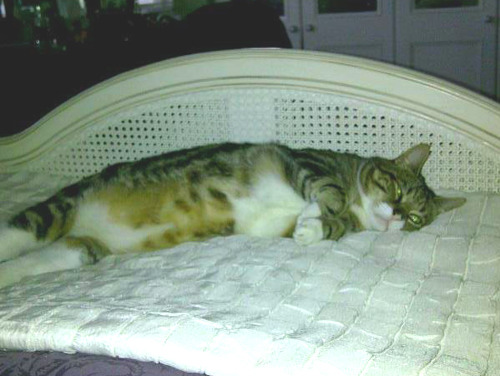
[302,0,395,63]
[279,0,302,49]
[396,1,497,96]
[330,44,384,60]
[411,41,483,89]
[414,0,479,9]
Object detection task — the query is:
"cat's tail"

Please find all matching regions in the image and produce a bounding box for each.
[0,182,84,263]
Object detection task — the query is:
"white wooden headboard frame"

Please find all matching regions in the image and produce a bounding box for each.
[1,49,499,192]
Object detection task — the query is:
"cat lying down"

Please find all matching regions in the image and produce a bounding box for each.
[0,143,465,288]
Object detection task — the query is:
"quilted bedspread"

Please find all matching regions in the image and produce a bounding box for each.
[0,172,499,376]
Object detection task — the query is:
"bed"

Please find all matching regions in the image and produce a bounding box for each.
[0,49,499,376]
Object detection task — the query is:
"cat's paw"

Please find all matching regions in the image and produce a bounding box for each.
[300,201,322,219]
[293,218,323,246]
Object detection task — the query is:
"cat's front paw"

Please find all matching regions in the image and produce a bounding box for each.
[293,218,323,246]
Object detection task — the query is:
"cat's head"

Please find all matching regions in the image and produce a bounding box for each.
[357,144,466,232]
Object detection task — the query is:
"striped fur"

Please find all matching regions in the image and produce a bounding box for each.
[0,143,465,288]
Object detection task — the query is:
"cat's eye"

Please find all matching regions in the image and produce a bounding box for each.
[408,213,422,226]
[394,181,402,202]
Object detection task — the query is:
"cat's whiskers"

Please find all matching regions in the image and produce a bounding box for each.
[373,202,407,231]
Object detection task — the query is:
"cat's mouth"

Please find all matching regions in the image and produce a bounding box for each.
[375,215,405,231]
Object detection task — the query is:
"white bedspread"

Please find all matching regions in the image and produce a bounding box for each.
[0,172,499,376]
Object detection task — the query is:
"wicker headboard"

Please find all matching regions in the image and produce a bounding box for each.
[1,49,499,192]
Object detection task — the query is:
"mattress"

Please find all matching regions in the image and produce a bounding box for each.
[0,171,499,376]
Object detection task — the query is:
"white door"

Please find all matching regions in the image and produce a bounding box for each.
[277,0,302,49]
[301,0,395,63]
[396,0,497,96]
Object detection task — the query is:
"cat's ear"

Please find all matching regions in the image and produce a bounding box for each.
[434,196,466,214]
[395,143,431,174]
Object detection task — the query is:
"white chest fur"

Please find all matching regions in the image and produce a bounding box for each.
[230,174,307,237]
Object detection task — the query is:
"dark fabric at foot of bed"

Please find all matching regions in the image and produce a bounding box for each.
[0,351,205,376]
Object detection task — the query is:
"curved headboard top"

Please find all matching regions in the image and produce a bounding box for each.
[1,48,499,191]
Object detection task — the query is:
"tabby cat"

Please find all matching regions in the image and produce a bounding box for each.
[0,142,465,288]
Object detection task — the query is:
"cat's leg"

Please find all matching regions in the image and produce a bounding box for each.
[0,236,109,289]
[0,223,42,263]
[321,218,346,241]
[294,175,350,245]
[293,202,347,245]
[293,202,323,246]
[310,182,347,220]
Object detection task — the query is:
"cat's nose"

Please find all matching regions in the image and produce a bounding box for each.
[392,208,403,220]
